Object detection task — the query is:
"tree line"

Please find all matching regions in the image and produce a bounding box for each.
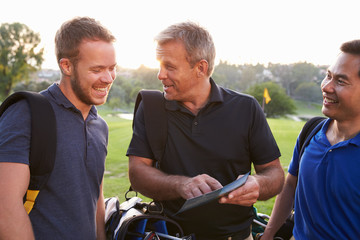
[0,22,327,117]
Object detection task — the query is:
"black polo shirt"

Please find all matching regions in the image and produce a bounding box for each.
[127,78,281,239]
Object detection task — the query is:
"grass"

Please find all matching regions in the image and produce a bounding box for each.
[252,118,304,214]
[294,100,323,117]
[102,113,133,202]
[101,97,325,215]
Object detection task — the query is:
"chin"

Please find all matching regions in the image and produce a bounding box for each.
[322,109,334,119]
[163,93,173,101]
[92,98,107,106]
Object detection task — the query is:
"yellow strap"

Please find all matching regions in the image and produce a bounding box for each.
[24,190,40,214]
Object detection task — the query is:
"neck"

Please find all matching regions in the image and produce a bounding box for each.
[181,78,211,115]
[327,119,360,145]
[58,79,91,120]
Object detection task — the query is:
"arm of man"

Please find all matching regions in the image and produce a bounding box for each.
[128,155,223,201]
[219,158,284,206]
[260,173,297,240]
[0,162,34,240]
[96,180,106,240]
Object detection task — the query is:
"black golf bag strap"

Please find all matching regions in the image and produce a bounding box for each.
[133,90,167,165]
[0,91,57,213]
[298,116,327,161]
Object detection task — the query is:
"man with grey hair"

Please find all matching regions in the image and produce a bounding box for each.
[127,21,284,240]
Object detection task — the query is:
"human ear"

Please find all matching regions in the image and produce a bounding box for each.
[59,58,73,76]
[197,59,209,77]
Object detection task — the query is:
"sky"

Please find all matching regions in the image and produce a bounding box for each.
[1,0,360,70]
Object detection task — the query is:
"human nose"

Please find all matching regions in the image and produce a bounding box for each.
[102,69,116,83]
[157,67,167,81]
[321,76,332,93]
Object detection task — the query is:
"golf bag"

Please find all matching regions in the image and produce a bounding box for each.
[251,207,293,240]
[105,193,194,240]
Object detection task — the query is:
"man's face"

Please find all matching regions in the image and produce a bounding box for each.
[321,52,360,122]
[70,40,117,108]
[156,41,199,102]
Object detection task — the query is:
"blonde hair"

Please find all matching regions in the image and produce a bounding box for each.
[55,17,115,66]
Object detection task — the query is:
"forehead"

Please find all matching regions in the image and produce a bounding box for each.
[156,40,188,61]
[330,52,360,76]
[78,40,116,65]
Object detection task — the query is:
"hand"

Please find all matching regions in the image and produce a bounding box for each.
[219,175,260,206]
[177,174,223,199]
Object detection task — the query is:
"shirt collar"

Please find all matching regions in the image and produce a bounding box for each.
[165,77,223,111]
[319,119,360,147]
[46,83,98,117]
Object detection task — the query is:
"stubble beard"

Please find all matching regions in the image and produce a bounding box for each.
[70,68,94,106]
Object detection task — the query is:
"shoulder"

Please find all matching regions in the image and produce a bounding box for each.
[219,86,258,104]
[0,99,31,164]
[1,99,30,122]
[96,114,109,131]
[218,87,262,116]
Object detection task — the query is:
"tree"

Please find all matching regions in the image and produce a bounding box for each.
[268,63,293,96]
[0,22,44,100]
[294,82,322,103]
[212,61,242,90]
[132,65,161,90]
[246,82,296,118]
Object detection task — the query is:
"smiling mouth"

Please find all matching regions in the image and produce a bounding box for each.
[94,86,108,92]
[163,84,173,90]
[324,97,338,103]
[93,86,110,96]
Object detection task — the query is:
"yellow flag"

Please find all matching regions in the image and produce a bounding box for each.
[263,88,271,104]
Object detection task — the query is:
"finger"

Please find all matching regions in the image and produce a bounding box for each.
[198,182,213,194]
[204,177,223,191]
[191,187,203,198]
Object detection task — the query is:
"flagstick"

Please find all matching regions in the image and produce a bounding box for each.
[262,97,265,111]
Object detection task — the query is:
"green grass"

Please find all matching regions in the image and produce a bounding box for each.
[102,113,133,202]
[101,112,307,215]
[294,100,323,117]
[253,118,304,214]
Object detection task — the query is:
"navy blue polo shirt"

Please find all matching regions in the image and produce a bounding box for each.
[127,78,280,239]
[0,84,108,239]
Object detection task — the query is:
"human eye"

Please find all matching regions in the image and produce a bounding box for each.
[166,64,175,70]
[109,66,116,72]
[325,71,331,79]
[337,78,346,85]
[91,67,102,73]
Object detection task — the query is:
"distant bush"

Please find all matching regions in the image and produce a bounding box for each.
[246,82,296,118]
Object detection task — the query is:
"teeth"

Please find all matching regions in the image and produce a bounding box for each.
[325,97,337,103]
[94,87,107,92]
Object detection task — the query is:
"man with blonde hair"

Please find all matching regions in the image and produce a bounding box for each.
[0,17,117,239]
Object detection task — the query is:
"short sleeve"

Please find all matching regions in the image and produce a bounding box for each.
[0,100,31,164]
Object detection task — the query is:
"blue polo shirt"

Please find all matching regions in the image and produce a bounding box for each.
[0,84,108,239]
[288,119,360,239]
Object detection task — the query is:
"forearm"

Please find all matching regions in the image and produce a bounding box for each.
[0,163,34,239]
[254,161,285,200]
[128,156,222,201]
[129,157,187,200]
[0,203,34,240]
[96,182,106,240]
[261,173,297,239]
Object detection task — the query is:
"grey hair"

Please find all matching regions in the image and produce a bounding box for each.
[154,21,216,76]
